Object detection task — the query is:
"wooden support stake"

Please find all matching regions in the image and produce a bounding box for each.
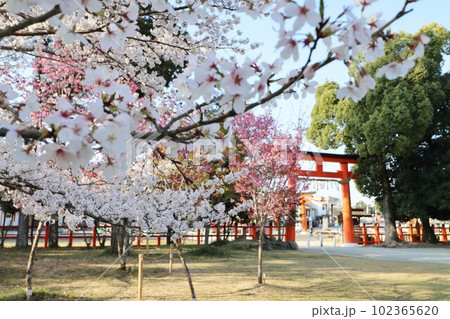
[197,229,201,246]
[138,254,144,300]
[92,226,97,248]
[169,243,173,275]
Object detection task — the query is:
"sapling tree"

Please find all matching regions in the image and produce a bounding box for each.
[231,112,305,284]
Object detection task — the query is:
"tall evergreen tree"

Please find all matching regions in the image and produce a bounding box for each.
[307,24,450,245]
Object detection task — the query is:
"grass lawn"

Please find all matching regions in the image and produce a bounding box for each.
[0,240,449,301]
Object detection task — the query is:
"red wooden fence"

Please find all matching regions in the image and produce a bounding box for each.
[0,224,286,248]
[354,224,449,246]
[1,223,448,248]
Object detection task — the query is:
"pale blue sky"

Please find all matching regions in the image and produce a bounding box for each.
[236,0,450,205]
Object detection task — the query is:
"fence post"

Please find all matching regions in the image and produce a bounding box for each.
[269,225,273,238]
[408,224,414,242]
[419,226,423,242]
[251,226,256,240]
[197,229,201,246]
[242,226,247,239]
[362,225,367,246]
[136,229,141,247]
[138,254,143,301]
[68,230,73,247]
[397,224,404,241]
[234,225,238,240]
[44,224,49,248]
[92,226,97,248]
[157,236,161,246]
[374,225,380,244]
[441,224,448,243]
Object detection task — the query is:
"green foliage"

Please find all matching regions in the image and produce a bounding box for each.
[306,82,351,149]
[307,24,450,224]
[394,72,450,221]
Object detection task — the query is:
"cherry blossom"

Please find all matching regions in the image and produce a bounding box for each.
[0,139,250,241]
[336,81,365,103]
[375,58,415,80]
[78,0,103,13]
[284,0,321,30]
[363,37,385,62]
[0,0,424,173]
[276,33,300,61]
[0,84,19,105]
[301,81,318,98]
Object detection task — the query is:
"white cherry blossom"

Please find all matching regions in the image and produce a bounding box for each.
[284,0,321,30]
[375,58,415,80]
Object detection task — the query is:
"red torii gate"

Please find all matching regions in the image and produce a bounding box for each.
[286,151,358,246]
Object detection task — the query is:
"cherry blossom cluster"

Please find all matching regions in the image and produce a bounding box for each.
[0,0,423,172]
[230,112,306,222]
[0,140,252,239]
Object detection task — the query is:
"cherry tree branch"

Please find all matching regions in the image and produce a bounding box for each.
[0,5,61,39]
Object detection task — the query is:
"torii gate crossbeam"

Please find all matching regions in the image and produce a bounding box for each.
[288,152,358,246]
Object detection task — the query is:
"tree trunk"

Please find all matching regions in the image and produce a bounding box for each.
[110,225,119,252]
[379,159,398,246]
[216,221,220,242]
[16,212,29,248]
[1,212,10,248]
[117,225,128,270]
[277,219,282,241]
[421,217,438,243]
[49,214,59,248]
[175,242,196,300]
[166,228,173,246]
[25,220,44,300]
[257,217,266,285]
[95,222,106,248]
[204,225,210,245]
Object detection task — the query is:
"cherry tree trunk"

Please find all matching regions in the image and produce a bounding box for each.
[166,228,173,245]
[1,213,10,248]
[257,217,266,285]
[175,242,196,300]
[110,225,119,252]
[49,214,59,248]
[117,225,129,270]
[216,221,220,242]
[16,213,29,248]
[204,225,210,245]
[25,220,44,300]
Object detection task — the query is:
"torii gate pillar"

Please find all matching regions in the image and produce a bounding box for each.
[300,201,307,232]
[340,163,357,246]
